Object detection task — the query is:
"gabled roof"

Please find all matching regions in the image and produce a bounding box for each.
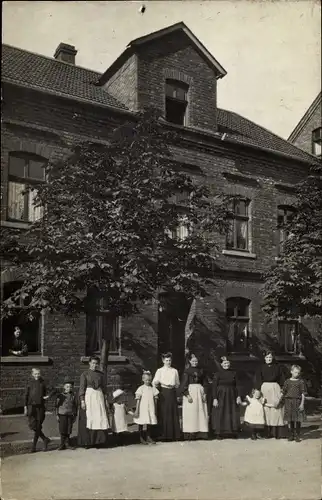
[2,44,127,110]
[98,22,227,85]
[217,108,316,163]
[288,92,322,142]
[1,42,317,165]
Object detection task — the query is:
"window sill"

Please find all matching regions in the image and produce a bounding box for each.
[81,355,129,365]
[1,220,30,230]
[0,355,50,364]
[222,249,257,259]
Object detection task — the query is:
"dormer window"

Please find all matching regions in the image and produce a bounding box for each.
[165,80,189,126]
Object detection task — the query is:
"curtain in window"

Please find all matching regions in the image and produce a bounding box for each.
[28,188,43,221]
[8,182,25,220]
[236,219,248,249]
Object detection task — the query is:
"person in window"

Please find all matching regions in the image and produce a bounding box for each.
[9,326,28,356]
[152,352,181,441]
[211,356,242,439]
[180,353,208,440]
[254,350,285,439]
[77,356,109,449]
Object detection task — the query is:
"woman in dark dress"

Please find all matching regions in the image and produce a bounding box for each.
[78,356,109,448]
[211,356,242,439]
[180,354,208,440]
[254,351,285,439]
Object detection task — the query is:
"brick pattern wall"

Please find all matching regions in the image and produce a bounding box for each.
[104,54,138,111]
[291,105,321,154]
[1,57,320,411]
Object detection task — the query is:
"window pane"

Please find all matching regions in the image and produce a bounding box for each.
[236,219,248,249]
[234,200,248,216]
[313,141,322,156]
[9,156,26,178]
[86,315,101,354]
[166,98,187,125]
[228,320,249,352]
[28,160,45,180]
[28,188,43,222]
[226,300,235,318]
[237,299,249,317]
[278,322,297,353]
[226,220,234,249]
[8,182,26,220]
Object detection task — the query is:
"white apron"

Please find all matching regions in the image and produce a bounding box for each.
[261,382,284,427]
[182,384,208,433]
[85,387,109,430]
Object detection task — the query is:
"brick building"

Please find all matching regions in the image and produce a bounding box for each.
[1,23,321,412]
[288,92,321,157]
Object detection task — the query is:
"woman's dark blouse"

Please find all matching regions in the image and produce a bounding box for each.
[255,363,284,389]
[79,370,106,401]
[180,367,205,396]
[212,369,241,398]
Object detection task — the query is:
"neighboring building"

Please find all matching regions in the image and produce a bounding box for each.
[288,92,322,157]
[1,23,321,412]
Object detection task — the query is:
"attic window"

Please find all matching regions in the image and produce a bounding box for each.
[312,127,322,157]
[165,80,189,126]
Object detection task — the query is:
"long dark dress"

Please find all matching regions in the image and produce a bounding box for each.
[211,369,241,437]
[152,366,181,441]
[77,369,108,447]
[180,367,208,440]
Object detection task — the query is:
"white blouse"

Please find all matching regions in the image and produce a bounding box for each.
[152,366,180,388]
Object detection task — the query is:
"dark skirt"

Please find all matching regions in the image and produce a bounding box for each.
[77,406,108,447]
[157,387,181,441]
[58,414,75,436]
[284,398,305,423]
[211,386,240,435]
[183,432,208,440]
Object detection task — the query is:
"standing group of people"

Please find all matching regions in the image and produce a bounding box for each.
[24,350,307,453]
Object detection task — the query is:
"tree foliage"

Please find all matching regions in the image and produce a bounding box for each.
[1,110,231,365]
[262,163,322,319]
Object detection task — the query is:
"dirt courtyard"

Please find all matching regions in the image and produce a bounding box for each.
[1,433,321,500]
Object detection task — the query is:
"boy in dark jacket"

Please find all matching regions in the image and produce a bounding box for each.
[24,368,51,453]
[55,377,78,450]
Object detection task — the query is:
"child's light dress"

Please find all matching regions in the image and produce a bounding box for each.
[133,384,159,425]
[112,402,128,433]
[244,396,265,427]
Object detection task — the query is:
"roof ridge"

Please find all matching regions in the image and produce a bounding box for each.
[2,43,103,78]
[288,91,322,142]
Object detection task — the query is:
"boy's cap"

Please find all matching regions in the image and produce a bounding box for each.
[63,377,74,385]
[113,389,124,399]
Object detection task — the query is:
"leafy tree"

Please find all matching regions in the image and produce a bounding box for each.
[262,163,322,319]
[1,110,230,375]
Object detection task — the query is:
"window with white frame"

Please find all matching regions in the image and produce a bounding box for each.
[86,295,121,355]
[278,319,301,355]
[226,297,251,353]
[165,80,189,126]
[7,153,46,222]
[312,127,322,157]
[277,205,296,253]
[1,281,41,356]
[226,199,250,251]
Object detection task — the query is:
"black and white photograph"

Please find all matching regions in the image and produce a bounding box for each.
[1,1,321,499]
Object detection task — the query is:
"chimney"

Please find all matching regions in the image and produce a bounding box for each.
[54,43,77,64]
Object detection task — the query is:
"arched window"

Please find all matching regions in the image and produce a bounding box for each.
[7,152,46,222]
[165,79,189,126]
[1,281,41,356]
[226,297,251,353]
[277,205,296,254]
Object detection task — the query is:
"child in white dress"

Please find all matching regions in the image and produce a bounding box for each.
[134,371,159,444]
[242,389,271,440]
[111,389,133,446]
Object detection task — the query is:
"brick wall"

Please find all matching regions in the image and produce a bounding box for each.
[104,54,138,111]
[291,105,321,154]
[1,73,321,412]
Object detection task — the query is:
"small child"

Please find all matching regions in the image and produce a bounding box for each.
[280,365,306,442]
[134,370,159,444]
[55,377,78,450]
[241,389,268,440]
[111,389,133,446]
[24,368,51,453]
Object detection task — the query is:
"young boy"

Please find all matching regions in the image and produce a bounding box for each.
[24,368,51,453]
[55,377,78,450]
